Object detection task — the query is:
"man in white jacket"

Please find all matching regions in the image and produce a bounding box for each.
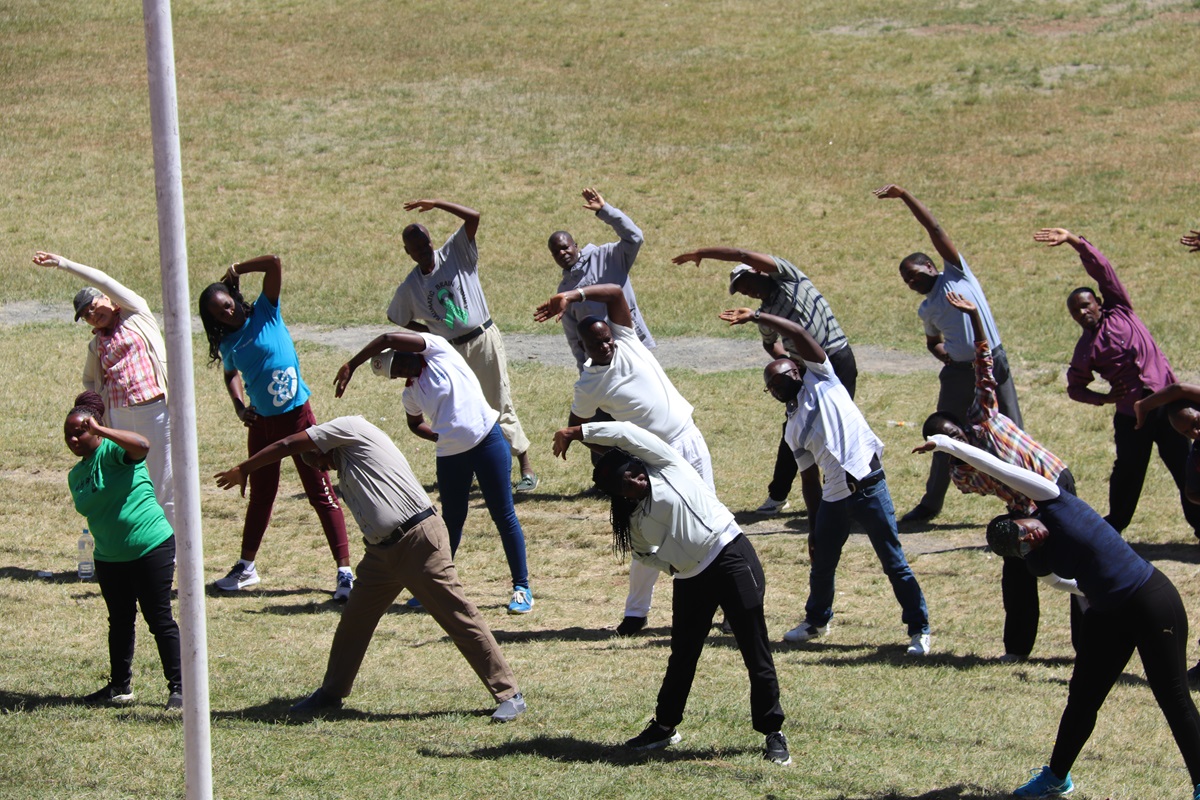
[552,420,790,766]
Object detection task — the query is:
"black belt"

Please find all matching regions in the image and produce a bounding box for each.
[448,318,493,346]
[368,507,435,548]
[846,455,884,495]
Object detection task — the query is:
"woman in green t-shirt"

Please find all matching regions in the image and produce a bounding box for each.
[66,391,182,709]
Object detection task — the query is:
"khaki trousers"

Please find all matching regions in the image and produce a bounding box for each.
[455,324,531,458]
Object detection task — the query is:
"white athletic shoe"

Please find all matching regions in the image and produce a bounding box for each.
[906,633,931,656]
[754,497,791,516]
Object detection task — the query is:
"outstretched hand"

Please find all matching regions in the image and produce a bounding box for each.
[1181,230,1200,252]
[213,466,248,497]
[581,187,605,212]
[945,290,976,314]
[32,251,62,268]
[334,363,356,398]
[1033,228,1074,247]
[719,308,755,326]
[403,199,439,213]
[872,183,905,200]
[552,426,583,459]
[671,251,703,267]
[534,293,572,323]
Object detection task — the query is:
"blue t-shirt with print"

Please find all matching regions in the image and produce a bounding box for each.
[220,294,309,416]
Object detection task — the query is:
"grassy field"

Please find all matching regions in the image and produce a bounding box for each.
[4,1,1200,798]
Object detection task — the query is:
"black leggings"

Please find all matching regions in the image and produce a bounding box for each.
[1049,569,1200,783]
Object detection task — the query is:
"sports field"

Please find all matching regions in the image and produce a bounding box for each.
[3,1,1200,798]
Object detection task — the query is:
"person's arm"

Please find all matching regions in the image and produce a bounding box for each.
[403,198,480,242]
[946,291,996,413]
[586,188,643,265]
[581,420,678,468]
[923,434,1060,502]
[84,415,150,461]
[873,184,961,268]
[406,412,438,442]
[227,255,282,304]
[334,332,428,397]
[1038,573,1085,597]
[33,252,153,316]
[720,308,826,364]
[671,246,778,274]
[214,430,319,496]
[1066,347,1132,406]
[223,368,259,427]
[763,339,788,359]
[799,465,822,534]
[535,283,632,328]
[1181,229,1200,253]
[1135,383,1200,429]
[1035,228,1131,310]
[925,334,952,366]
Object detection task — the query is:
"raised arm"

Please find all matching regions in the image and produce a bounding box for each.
[214,430,319,496]
[534,283,631,328]
[85,415,150,461]
[1181,229,1200,253]
[334,332,428,397]
[946,290,996,411]
[873,184,961,268]
[1035,228,1132,310]
[227,254,282,304]
[585,188,644,263]
[403,198,480,241]
[720,308,826,364]
[671,246,778,274]
[924,434,1060,502]
[1135,383,1200,429]
[33,252,153,316]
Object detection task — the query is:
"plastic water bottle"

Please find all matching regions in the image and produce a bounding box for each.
[77,528,95,580]
[886,420,911,428]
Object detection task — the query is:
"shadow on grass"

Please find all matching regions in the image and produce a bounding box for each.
[0,565,101,586]
[0,690,180,721]
[839,787,1009,800]
[418,734,758,765]
[1130,540,1200,564]
[779,643,1078,672]
[214,699,495,726]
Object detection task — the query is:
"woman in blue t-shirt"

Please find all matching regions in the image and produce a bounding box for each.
[198,255,352,600]
[923,434,1200,799]
[65,391,181,709]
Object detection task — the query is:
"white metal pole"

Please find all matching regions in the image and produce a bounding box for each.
[141,1,213,798]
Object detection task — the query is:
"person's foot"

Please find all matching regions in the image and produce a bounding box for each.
[491,692,526,723]
[616,616,647,636]
[782,621,828,643]
[82,683,135,705]
[763,731,792,765]
[290,687,343,714]
[1187,662,1200,687]
[508,586,534,615]
[754,497,791,516]
[405,595,424,610]
[906,632,931,656]
[899,504,938,525]
[332,570,354,602]
[625,719,681,751]
[1013,765,1073,797]
[998,653,1028,665]
[514,474,539,493]
[165,691,184,711]
[214,560,259,591]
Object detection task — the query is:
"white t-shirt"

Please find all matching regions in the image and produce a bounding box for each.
[387,226,491,338]
[572,323,693,442]
[401,333,499,457]
[784,357,884,502]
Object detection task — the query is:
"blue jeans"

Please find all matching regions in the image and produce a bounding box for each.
[804,473,929,635]
[436,423,529,589]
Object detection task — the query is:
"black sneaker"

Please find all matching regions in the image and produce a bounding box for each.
[289,687,343,713]
[616,616,647,636]
[165,691,184,711]
[625,719,681,751]
[1188,662,1200,688]
[82,683,134,705]
[764,731,792,765]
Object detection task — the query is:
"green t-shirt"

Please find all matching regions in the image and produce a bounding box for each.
[68,438,173,562]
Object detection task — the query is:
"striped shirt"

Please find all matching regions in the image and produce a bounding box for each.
[95,318,164,409]
[757,256,848,357]
[951,340,1066,514]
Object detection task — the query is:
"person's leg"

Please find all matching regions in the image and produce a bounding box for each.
[109,399,174,529]
[717,535,785,735]
[1129,570,1200,784]
[1001,555,1039,657]
[321,544,404,698]
[240,413,281,562]
[766,423,797,504]
[991,346,1023,429]
[1150,409,1200,535]
[95,558,138,689]
[669,421,714,491]
[435,451,474,556]
[625,559,658,618]
[460,326,532,470]
[803,495,852,628]
[403,515,519,702]
[1047,604,1136,779]
[654,571,721,729]
[852,478,929,634]
[289,403,350,566]
[471,424,529,589]
[1106,411,1154,533]
[130,537,182,693]
[915,364,975,515]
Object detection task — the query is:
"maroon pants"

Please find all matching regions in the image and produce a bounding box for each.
[241,402,349,563]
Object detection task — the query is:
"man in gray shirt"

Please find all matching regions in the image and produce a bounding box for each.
[214,415,526,722]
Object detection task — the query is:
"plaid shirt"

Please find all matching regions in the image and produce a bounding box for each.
[95,318,164,409]
[757,256,848,357]
[950,340,1067,514]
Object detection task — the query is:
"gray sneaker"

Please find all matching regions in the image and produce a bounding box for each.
[491,692,526,723]
[214,561,259,591]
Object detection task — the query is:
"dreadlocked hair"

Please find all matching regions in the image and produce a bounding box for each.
[592,447,646,561]
[69,391,106,421]
[198,280,254,364]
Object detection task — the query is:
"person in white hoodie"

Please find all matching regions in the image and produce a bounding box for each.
[552,419,790,766]
[34,251,173,526]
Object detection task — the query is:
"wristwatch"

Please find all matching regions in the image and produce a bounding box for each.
[752,309,762,321]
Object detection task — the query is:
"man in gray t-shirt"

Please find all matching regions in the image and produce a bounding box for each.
[213,415,526,722]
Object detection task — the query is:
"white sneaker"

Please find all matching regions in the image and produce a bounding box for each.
[782,621,828,643]
[332,570,354,602]
[755,497,791,516]
[906,633,931,656]
[215,561,259,591]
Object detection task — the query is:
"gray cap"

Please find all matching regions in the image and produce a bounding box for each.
[370,350,394,378]
[73,287,104,321]
[728,264,754,295]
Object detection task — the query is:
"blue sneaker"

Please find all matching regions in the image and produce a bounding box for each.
[1013,766,1073,797]
[1194,782,1200,800]
[405,596,423,610]
[507,586,534,615]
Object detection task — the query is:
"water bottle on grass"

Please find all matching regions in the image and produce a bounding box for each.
[77,528,94,580]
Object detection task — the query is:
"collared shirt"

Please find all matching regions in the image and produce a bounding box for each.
[386,225,492,338]
[757,256,848,358]
[95,318,163,409]
[951,341,1067,514]
[401,333,499,457]
[1066,237,1176,417]
[918,255,1003,362]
